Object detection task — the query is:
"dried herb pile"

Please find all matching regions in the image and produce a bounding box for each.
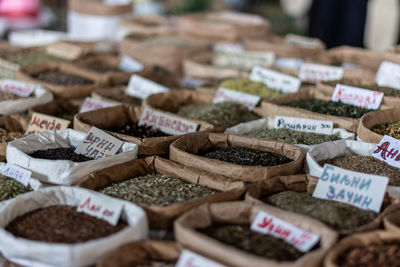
[96,88,142,105]
[219,78,282,98]
[0,175,32,202]
[29,147,93,162]
[109,123,169,138]
[8,51,65,67]
[0,128,25,143]
[373,120,400,139]
[34,71,92,86]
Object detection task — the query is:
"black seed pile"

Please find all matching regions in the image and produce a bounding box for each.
[29,147,93,162]
[110,123,170,138]
[34,71,93,86]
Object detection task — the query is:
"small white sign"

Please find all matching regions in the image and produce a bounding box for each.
[1,163,31,187]
[250,66,301,94]
[284,33,322,49]
[331,84,384,110]
[299,63,344,83]
[119,55,144,73]
[75,127,123,160]
[274,116,333,135]
[213,87,261,111]
[139,108,198,135]
[275,57,304,70]
[213,50,275,71]
[376,61,400,90]
[0,79,36,97]
[176,250,226,267]
[79,97,118,113]
[373,135,400,169]
[313,164,388,213]
[77,194,123,226]
[251,211,320,252]
[213,43,244,53]
[126,75,170,100]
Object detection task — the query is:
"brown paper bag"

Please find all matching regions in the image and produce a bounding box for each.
[323,230,400,267]
[120,16,177,37]
[246,174,399,236]
[0,114,28,159]
[69,0,132,16]
[91,86,142,106]
[174,201,338,267]
[77,156,246,229]
[383,207,400,233]
[16,62,107,99]
[169,132,304,183]
[73,104,214,156]
[29,99,82,126]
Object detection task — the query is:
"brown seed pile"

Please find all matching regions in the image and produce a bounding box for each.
[34,71,93,86]
[0,128,25,143]
[372,120,400,139]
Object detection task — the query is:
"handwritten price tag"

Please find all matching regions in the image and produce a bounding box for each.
[274,116,333,135]
[75,127,123,160]
[313,164,388,213]
[250,66,301,94]
[251,211,320,252]
[213,50,275,71]
[77,194,123,225]
[274,57,304,70]
[25,112,71,135]
[299,63,344,83]
[0,163,31,187]
[373,135,400,169]
[213,43,244,53]
[0,79,36,97]
[176,250,225,267]
[284,33,322,49]
[139,107,198,135]
[331,84,383,110]
[376,61,400,90]
[119,55,144,73]
[79,97,118,113]
[213,87,261,111]
[126,75,170,99]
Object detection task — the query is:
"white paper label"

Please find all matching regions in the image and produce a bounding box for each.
[126,74,170,99]
[331,84,384,110]
[213,43,244,53]
[79,97,118,113]
[1,163,31,187]
[77,194,123,225]
[0,79,36,97]
[274,116,333,135]
[75,127,123,160]
[250,66,301,94]
[176,250,226,267]
[214,50,275,71]
[251,211,320,252]
[313,164,388,213]
[284,33,322,49]
[275,57,304,70]
[119,55,144,73]
[139,107,198,135]
[104,0,130,5]
[213,87,261,111]
[299,63,344,83]
[376,61,400,90]
[373,135,400,169]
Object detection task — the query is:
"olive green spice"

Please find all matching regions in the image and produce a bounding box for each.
[219,79,282,99]
[177,102,260,128]
[372,120,400,139]
[0,175,32,202]
[319,154,400,186]
[8,51,65,67]
[264,191,377,230]
[98,173,218,206]
[198,224,305,261]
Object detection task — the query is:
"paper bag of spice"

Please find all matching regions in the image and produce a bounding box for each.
[6,129,138,185]
[16,62,107,98]
[246,174,398,236]
[324,230,400,267]
[174,201,337,267]
[169,132,304,183]
[120,16,177,38]
[0,186,147,267]
[91,86,142,106]
[0,115,28,160]
[78,156,246,228]
[29,99,82,125]
[383,209,400,233]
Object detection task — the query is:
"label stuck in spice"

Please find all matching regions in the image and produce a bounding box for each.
[274,57,304,70]
[299,63,344,83]
[45,42,83,60]
[284,33,322,49]
[213,87,261,111]
[0,163,31,187]
[376,61,400,90]
[213,43,244,53]
[139,107,198,135]
[313,164,388,213]
[79,97,118,113]
[250,66,301,94]
[75,127,123,160]
[176,250,226,267]
[119,55,144,73]
[125,74,170,99]
[251,210,320,252]
[373,135,400,168]
[77,194,123,226]
[274,116,333,135]
[25,112,71,134]
[0,79,36,97]
[213,50,275,71]
[331,84,383,110]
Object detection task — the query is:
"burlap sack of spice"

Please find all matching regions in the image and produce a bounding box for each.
[97,240,182,267]
[6,129,138,185]
[323,231,400,267]
[74,105,214,156]
[77,156,246,228]
[357,107,400,143]
[16,62,108,98]
[120,16,177,37]
[0,186,147,267]
[179,11,270,44]
[260,88,361,132]
[174,201,338,267]
[29,99,82,124]
[245,174,398,236]
[169,132,304,183]
[0,115,28,160]
[383,209,400,233]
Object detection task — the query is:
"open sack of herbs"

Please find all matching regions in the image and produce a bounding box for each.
[0,186,148,267]
[5,129,138,185]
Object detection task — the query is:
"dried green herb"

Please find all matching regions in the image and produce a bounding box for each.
[200,147,292,167]
[319,154,400,186]
[86,63,121,73]
[284,99,373,119]
[98,173,218,206]
[248,128,340,145]
[177,102,260,128]
[198,224,305,261]
[264,191,377,230]
[8,51,65,67]
[372,120,400,139]
[0,175,32,202]
[219,79,282,98]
